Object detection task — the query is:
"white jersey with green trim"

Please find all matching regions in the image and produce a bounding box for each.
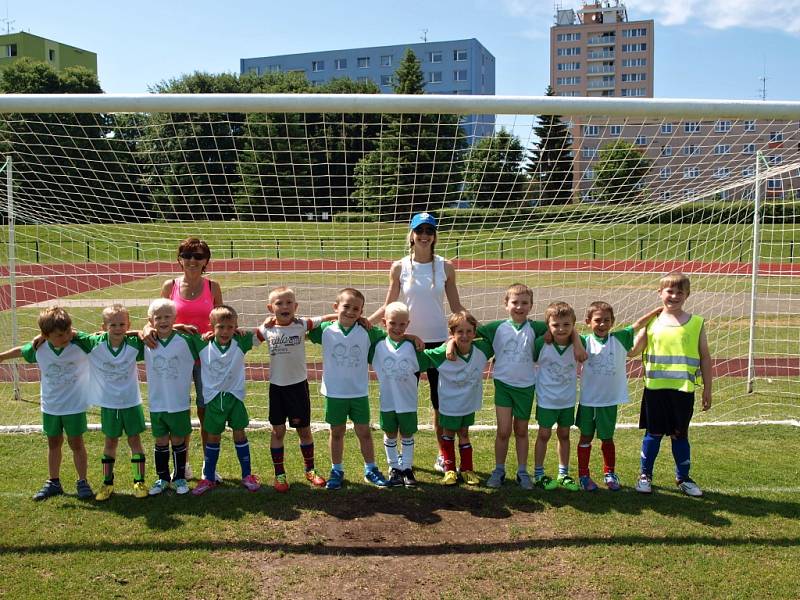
[259,317,320,386]
[144,332,199,414]
[87,333,144,410]
[580,327,634,407]
[425,339,493,417]
[534,340,578,410]
[20,341,90,416]
[198,333,259,404]
[370,337,420,414]
[480,319,543,388]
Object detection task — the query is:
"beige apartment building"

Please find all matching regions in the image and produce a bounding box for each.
[550,1,797,202]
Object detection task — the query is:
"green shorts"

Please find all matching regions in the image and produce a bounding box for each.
[203,392,250,434]
[438,412,475,431]
[576,404,618,440]
[535,406,575,429]
[325,396,370,426]
[101,405,146,438]
[150,410,192,438]
[494,380,535,420]
[380,410,418,435]
[42,411,87,438]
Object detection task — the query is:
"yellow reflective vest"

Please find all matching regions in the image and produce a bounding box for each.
[643,314,704,393]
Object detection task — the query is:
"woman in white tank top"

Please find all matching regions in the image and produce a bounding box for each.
[369,212,465,471]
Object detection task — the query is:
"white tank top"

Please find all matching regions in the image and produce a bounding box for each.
[399,255,448,343]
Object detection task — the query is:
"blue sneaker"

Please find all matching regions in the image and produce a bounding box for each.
[363,466,388,487]
[326,469,344,490]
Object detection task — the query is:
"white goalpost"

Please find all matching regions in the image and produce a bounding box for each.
[0,93,798,431]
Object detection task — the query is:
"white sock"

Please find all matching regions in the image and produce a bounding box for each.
[401,436,415,469]
[384,435,400,469]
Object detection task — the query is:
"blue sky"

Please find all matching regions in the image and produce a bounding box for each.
[10,0,800,100]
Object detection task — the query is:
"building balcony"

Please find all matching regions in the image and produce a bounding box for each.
[587,65,615,74]
[586,50,615,60]
[587,79,615,89]
[587,35,616,45]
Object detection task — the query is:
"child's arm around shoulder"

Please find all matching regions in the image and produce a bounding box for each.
[0,346,23,362]
[631,306,662,331]
[698,319,712,411]
[571,328,588,362]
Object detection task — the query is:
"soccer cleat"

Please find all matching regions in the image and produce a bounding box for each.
[516,471,534,490]
[241,474,261,492]
[172,478,190,495]
[461,470,480,486]
[433,454,445,473]
[273,473,290,493]
[579,475,599,492]
[387,468,405,487]
[326,469,344,490]
[402,468,418,488]
[304,469,326,488]
[604,472,622,491]
[95,483,114,501]
[486,468,506,489]
[557,474,580,492]
[364,466,389,487]
[635,474,653,494]
[192,478,217,496]
[132,481,149,499]
[533,474,559,491]
[677,478,703,497]
[442,470,458,486]
[148,479,170,496]
[76,479,94,500]
[32,479,63,501]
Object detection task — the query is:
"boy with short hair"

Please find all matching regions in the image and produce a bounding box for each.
[634,272,712,497]
[0,307,94,500]
[259,286,327,492]
[308,288,390,490]
[144,298,200,496]
[87,304,148,500]
[192,305,262,495]
[533,301,584,491]
[576,302,661,492]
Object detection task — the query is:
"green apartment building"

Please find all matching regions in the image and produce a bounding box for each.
[0,31,96,74]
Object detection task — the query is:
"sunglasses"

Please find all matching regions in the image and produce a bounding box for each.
[179,252,207,261]
[413,226,436,235]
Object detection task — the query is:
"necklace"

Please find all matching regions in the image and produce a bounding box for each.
[182,279,203,299]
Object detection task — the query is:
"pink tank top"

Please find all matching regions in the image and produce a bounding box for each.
[170,277,214,334]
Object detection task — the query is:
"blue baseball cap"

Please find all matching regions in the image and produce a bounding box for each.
[410,212,437,230]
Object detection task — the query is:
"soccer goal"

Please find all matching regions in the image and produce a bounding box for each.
[0,93,798,431]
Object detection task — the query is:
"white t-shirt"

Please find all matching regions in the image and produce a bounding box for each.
[579,327,635,407]
[144,332,199,413]
[21,339,91,416]
[479,319,546,388]
[534,338,580,410]
[198,333,258,404]
[370,337,421,414]
[424,339,493,417]
[259,317,320,386]
[399,255,448,343]
[86,333,144,409]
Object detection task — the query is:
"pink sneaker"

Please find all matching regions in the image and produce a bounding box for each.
[191,478,216,496]
[241,474,261,492]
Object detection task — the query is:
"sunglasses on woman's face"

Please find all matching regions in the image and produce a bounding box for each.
[179,252,207,261]
[413,226,436,235]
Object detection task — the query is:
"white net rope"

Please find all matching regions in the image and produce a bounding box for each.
[0,96,798,429]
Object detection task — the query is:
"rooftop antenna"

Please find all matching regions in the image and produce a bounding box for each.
[1,3,15,35]
[758,61,768,101]
[420,28,428,43]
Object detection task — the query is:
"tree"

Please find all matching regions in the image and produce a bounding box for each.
[463,128,527,208]
[527,85,573,205]
[352,49,466,221]
[591,140,651,203]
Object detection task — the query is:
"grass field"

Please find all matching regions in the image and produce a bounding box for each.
[0,426,798,599]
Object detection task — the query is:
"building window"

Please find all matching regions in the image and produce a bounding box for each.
[380,55,392,67]
[357,76,371,84]
[623,27,648,37]
[312,60,324,72]
[556,76,581,85]
[767,178,783,190]
[683,167,700,178]
[621,88,646,97]
[454,49,468,61]
[428,71,442,84]
[556,62,581,71]
[581,146,598,159]
[635,136,647,145]
[557,47,581,56]
[742,166,755,177]
[683,144,700,156]
[769,131,784,142]
[4,44,17,57]
[744,120,756,132]
[268,64,281,72]
[621,73,646,82]
[610,124,622,137]
[715,120,732,133]
[429,51,442,63]
[335,58,347,70]
[557,32,581,41]
[684,121,701,133]
[357,56,370,68]
[713,144,731,155]
[621,43,647,52]
[583,167,594,180]
[48,49,56,61]
[743,143,756,154]
[454,69,468,82]
[714,167,731,179]
[660,167,672,179]
[582,125,600,137]
[684,189,697,199]
[769,155,783,165]
[622,58,647,67]
[661,123,673,134]
[661,145,673,156]
[380,74,393,86]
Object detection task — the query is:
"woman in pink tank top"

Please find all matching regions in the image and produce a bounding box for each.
[161,237,223,479]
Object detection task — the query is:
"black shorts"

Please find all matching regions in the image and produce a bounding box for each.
[269,380,311,429]
[417,341,443,411]
[638,387,694,437]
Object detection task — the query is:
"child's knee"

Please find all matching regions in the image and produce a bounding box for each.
[513,420,529,437]
[66,435,85,450]
[457,427,470,442]
[232,430,247,443]
[556,427,570,441]
[329,425,346,440]
[354,424,372,440]
[537,428,552,441]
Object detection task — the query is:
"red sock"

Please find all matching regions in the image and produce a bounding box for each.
[601,439,616,474]
[441,437,456,471]
[577,443,591,477]
[458,443,473,471]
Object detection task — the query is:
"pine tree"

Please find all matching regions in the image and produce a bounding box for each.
[527,85,573,205]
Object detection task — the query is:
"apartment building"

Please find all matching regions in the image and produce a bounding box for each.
[0,32,97,74]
